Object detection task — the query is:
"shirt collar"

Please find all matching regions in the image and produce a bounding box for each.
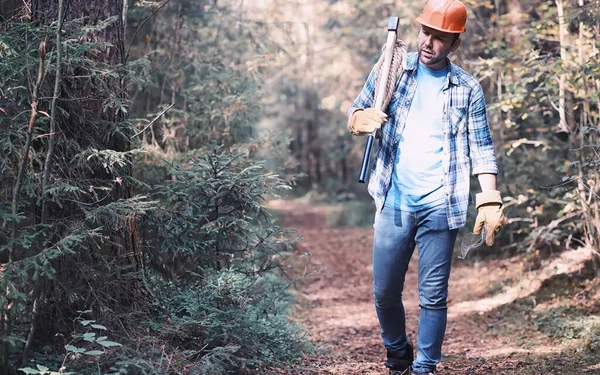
[404,52,459,87]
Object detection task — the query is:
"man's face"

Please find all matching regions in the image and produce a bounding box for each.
[417,26,461,70]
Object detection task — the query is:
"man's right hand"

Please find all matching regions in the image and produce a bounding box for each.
[347,108,387,136]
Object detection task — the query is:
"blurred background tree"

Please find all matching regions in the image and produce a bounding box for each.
[258,0,600,256]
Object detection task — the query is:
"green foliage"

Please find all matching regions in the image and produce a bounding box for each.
[127,0,271,157]
[0,10,138,372]
[144,270,308,374]
[144,146,292,279]
[2,2,310,374]
[127,147,310,373]
[19,312,121,374]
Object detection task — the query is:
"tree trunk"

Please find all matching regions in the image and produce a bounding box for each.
[555,0,568,135]
[0,0,20,19]
[575,0,599,251]
[30,0,132,243]
[31,0,125,65]
[23,0,141,351]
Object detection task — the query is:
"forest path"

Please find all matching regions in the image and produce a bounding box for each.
[266,200,600,375]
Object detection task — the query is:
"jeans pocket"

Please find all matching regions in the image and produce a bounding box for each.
[426,204,451,231]
[374,205,400,230]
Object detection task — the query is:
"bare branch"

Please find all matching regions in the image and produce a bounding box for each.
[125,0,171,62]
[11,41,47,263]
[41,0,66,224]
[133,102,174,138]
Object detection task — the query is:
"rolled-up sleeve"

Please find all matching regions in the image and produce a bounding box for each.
[468,85,498,176]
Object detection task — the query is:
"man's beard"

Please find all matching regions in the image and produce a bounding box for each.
[419,49,446,67]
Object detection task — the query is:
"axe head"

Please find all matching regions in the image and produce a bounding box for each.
[388,16,399,31]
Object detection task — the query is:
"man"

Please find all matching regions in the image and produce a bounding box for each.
[347,1,506,374]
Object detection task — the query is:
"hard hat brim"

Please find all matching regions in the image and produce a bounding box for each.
[416,16,466,34]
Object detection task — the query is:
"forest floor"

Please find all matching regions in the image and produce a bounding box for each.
[264,200,600,375]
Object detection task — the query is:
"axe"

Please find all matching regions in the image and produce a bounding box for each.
[358,16,400,183]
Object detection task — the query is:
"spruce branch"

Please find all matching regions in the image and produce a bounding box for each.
[10,40,47,263]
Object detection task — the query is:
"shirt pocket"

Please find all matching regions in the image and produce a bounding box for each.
[388,90,403,113]
[448,106,468,135]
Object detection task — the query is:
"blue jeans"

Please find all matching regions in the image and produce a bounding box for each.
[373,204,458,373]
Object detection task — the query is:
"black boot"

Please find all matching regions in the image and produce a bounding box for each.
[385,341,414,375]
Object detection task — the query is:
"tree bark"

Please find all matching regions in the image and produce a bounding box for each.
[555,0,568,134]
[26,0,141,343]
[30,0,130,217]
[31,0,125,64]
[0,0,21,20]
[575,0,599,250]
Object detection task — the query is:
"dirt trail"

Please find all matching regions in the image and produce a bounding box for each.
[266,200,600,375]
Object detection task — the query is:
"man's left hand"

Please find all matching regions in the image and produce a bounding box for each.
[473,190,507,246]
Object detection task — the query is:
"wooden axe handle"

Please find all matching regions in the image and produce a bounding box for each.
[359,16,399,184]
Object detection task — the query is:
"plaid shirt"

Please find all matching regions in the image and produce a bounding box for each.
[349,52,498,230]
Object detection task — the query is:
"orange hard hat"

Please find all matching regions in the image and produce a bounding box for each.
[416,0,467,33]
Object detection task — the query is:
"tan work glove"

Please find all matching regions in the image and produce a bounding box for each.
[347,108,387,136]
[473,190,507,246]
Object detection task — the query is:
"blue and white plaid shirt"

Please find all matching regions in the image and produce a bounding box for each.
[349,52,498,230]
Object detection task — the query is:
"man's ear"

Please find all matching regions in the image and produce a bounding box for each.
[451,38,461,52]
